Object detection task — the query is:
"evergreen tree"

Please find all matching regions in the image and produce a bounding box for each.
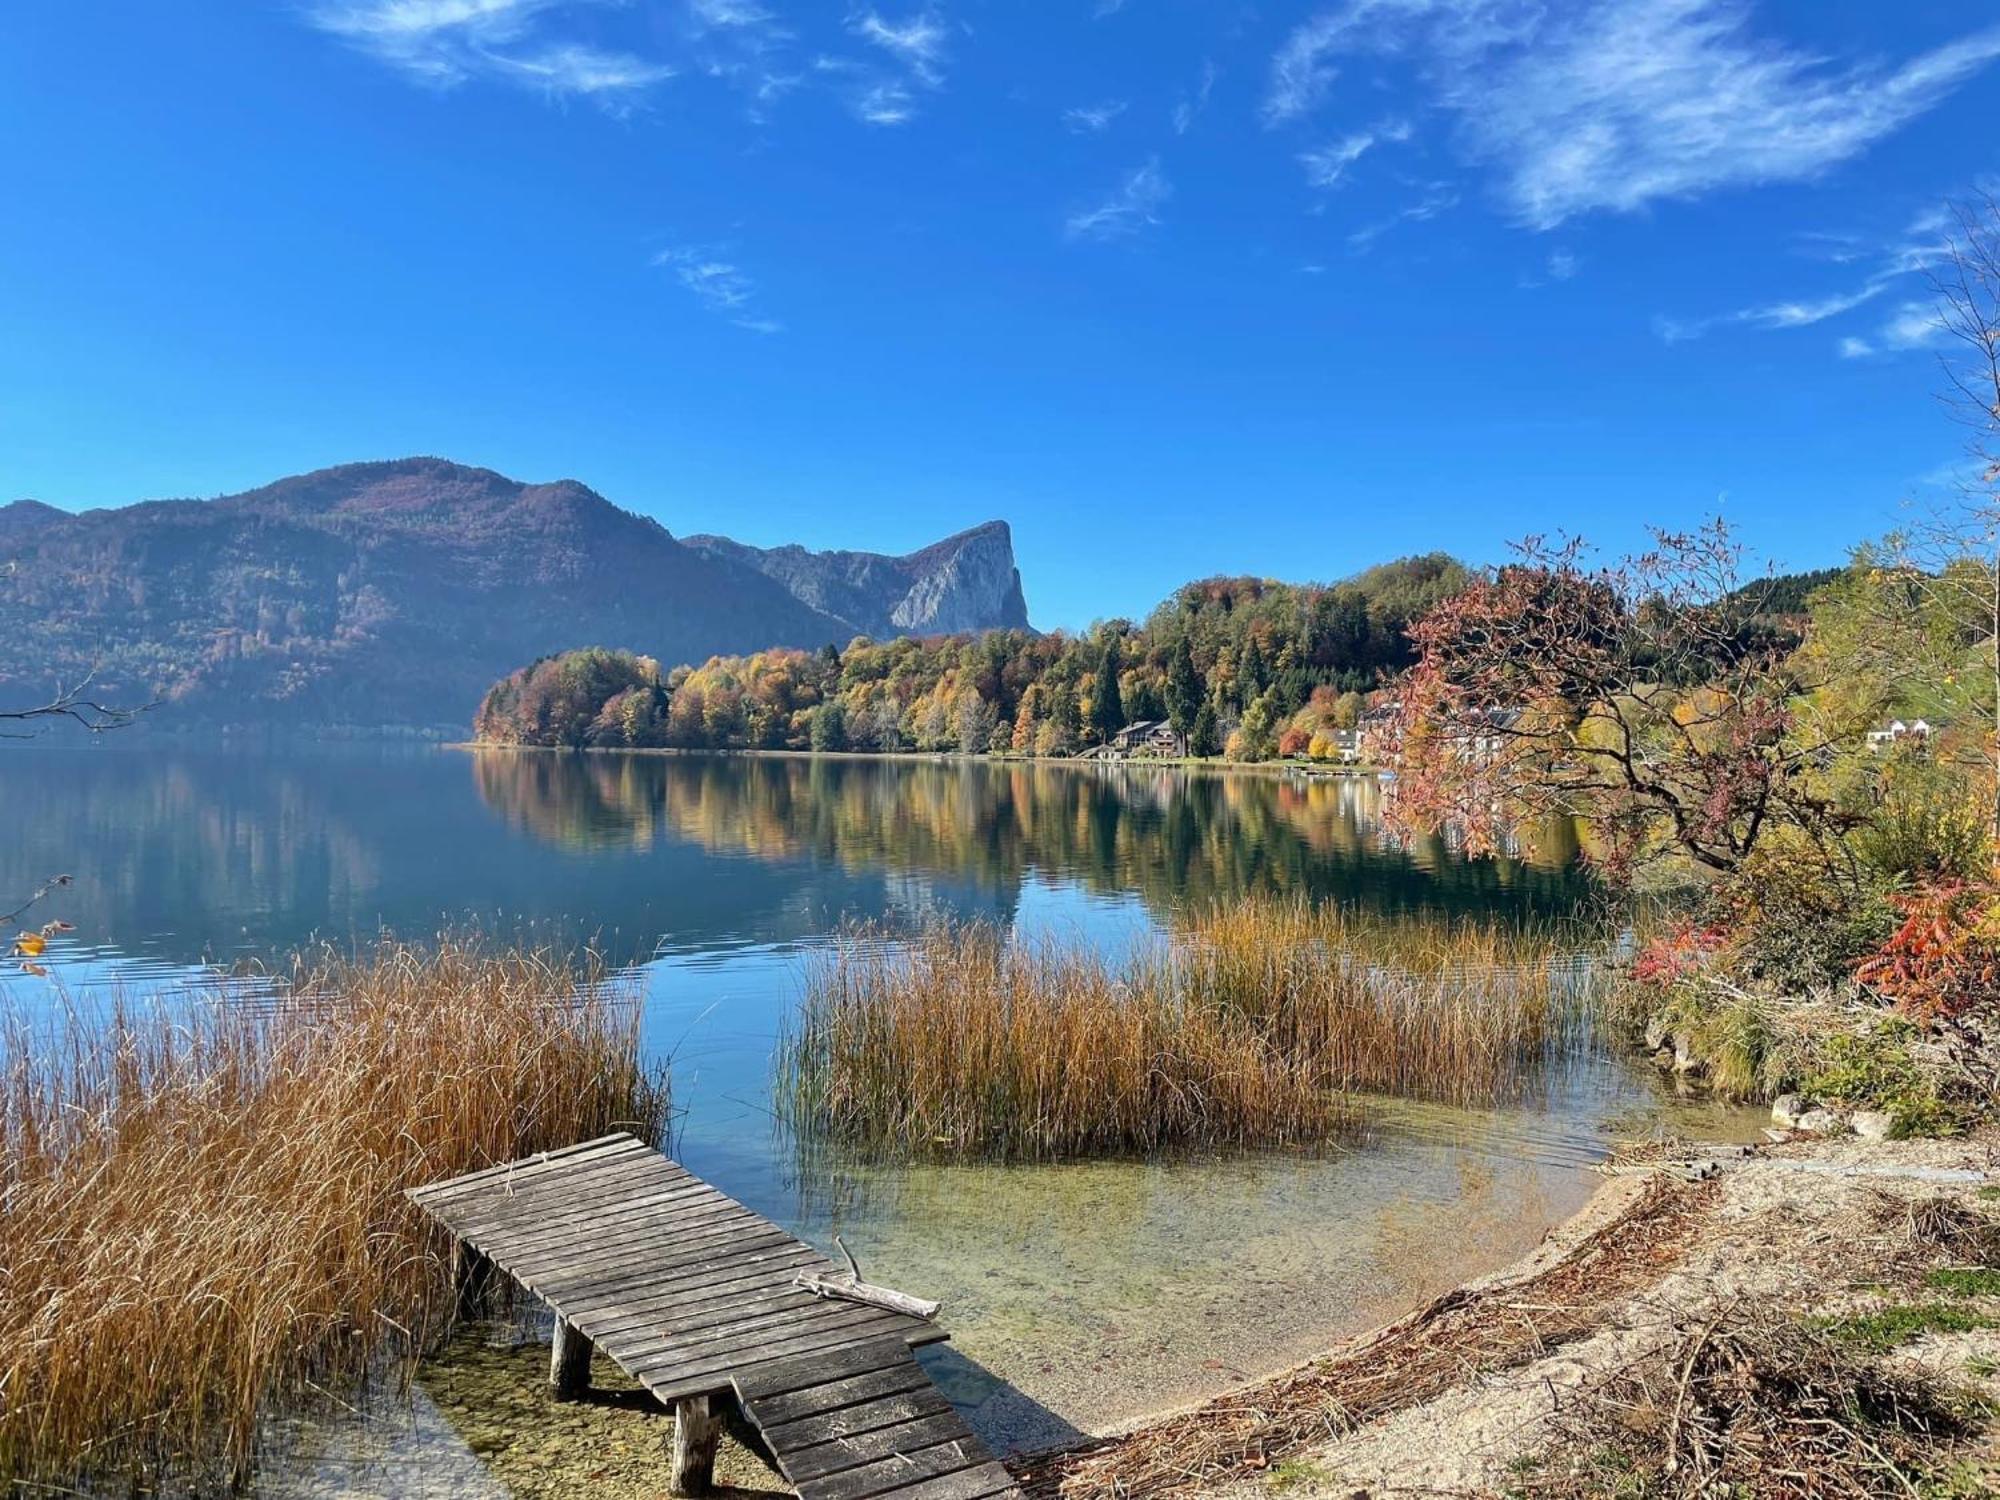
[1090,635,1127,745]
[1165,636,1201,751]
[1189,700,1221,758]
[810,701,847,751]
[1049,683,1081,750]
[1239,635,1268,699]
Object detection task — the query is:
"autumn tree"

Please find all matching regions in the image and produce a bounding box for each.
[956,690,998,754]
[1389,524,1861,879]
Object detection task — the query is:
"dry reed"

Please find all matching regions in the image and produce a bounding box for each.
[782,901,1602,1160]
[0,935,669,1491]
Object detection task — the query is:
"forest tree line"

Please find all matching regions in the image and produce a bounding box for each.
[473,556,1473,760]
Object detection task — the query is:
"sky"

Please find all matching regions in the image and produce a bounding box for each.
[5,2,2000,630]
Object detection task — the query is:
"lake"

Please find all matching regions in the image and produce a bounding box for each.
[0,744,1748,1483]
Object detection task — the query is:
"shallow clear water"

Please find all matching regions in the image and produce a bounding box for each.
[0,744,1755,1480]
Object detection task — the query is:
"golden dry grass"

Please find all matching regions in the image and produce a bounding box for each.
[782,901,1599,1160]
[0,936,669,1491]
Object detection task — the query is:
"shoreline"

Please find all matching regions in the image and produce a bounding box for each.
[441,741,1384,779]
[1022,1129,2000,1499]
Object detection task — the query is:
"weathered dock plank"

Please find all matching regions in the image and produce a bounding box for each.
[409,1134,1020,1500]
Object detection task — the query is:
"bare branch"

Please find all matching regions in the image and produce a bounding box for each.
[0,670,157,738]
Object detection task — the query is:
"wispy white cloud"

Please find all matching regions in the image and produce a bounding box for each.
[1838,336,1874,359]
[1064,99,1127,133]
[1173,59,1217,135]
[653,246,784,333]
[850,8,949,86]
[1347,182,1458,250]
[833,7,952,124]
[1263,10,1347,127]
[1262,0,2000,228]
[853,79,916,124]
[1658,207,1954,344]
[493,43,676,97]
[306,0,674,105]
[1298,116,1410,188]
[1066,158,1171,241]
[1520,246,1582,287]
[1880,301,1949,352]
[688,0,774,26]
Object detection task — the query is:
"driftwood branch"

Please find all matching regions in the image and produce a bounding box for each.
[794,1234,942,1320]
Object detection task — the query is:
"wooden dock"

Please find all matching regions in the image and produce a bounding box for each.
[410,1133,1022,1500]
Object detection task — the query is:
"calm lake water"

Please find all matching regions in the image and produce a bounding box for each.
[1,745,1749,1485]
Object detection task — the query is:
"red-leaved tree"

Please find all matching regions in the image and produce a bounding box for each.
[1386,523,1860,881]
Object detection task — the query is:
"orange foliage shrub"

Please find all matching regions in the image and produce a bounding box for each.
[1855,881,2000,1021]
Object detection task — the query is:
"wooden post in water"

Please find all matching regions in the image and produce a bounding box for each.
[550,1316,594,1398]
[452,1239,493,1320]
[668,1394,722,1496]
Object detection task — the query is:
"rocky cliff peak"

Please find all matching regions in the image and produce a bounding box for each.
[683,519,1030,640]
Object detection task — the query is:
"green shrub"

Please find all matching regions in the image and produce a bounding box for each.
[1713,844,1900,994]
[1804,1021,1962,1137]
[1854,759,1993,883]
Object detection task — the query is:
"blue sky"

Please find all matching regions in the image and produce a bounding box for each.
[5,2,1999,629]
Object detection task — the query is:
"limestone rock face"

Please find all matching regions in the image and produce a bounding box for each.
[686,521,1031,642]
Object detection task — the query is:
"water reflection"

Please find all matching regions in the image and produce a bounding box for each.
[470,752,1593,925]
[0,747,1589,980]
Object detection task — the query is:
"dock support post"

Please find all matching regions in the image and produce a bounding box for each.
[550,1316,594,1399]
[452,1240,492,1320]
[668,1394,722,1496]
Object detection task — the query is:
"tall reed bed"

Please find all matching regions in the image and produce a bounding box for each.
[0,936,669,1491]
[781,902,1601,1160]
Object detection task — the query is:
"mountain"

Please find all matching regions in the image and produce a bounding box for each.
[684,521,1031,639]
[0,459,1030,731]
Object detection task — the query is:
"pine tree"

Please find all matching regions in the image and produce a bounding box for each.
[1189,700,1220,758]
[1239,635,1268,699]
[1165,636,1201,752]
[1090,635,1126,745]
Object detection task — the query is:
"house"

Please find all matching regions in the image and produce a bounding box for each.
[1356,704,1401,764]
[1106,720,1181,757]
[1866,718,1937,753]
[1354,703,1520,768]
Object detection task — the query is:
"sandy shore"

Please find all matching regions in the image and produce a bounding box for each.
[1026,1131,2000,1498]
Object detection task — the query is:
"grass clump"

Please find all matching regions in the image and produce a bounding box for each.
[1814,1302,1998,1353]
[0,936,669,1492]
[1927,1268,2000,1298]
[781,901,1598,1160]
